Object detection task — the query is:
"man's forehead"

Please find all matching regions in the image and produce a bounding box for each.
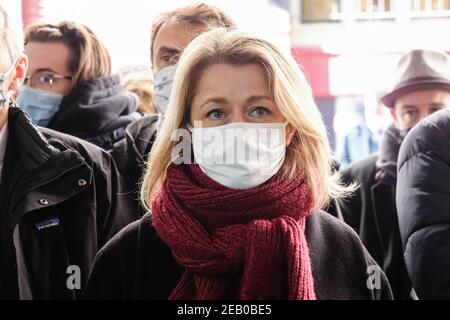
[155,18,205,49]
[25,42,70,72]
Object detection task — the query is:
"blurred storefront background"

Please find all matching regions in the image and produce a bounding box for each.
[11,0,450,161]
[18,0,291,68]
[291,0,450,157]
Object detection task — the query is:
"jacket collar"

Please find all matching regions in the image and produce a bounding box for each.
[48,75,139,136]
[7,105,60,171]
[6,105,92,222]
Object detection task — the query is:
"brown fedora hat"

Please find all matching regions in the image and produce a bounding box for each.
[381,50,450,108]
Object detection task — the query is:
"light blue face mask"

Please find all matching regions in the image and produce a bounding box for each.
[17,85,63,127]
[153,64,177,116]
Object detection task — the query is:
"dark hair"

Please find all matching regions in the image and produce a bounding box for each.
[24,21,111,84]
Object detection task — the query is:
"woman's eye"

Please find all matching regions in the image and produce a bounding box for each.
[206,109,225,120]
[249,106,270,117]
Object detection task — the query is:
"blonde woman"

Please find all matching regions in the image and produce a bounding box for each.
[84,29,392,300]
[110,3,236,215]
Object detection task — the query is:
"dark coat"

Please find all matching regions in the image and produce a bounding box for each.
[397,108,450,299]
[333,155,411,299]
[48,75,142,151]
[0,106,138,299]
[83,211,393,300]
[110,115,159,215]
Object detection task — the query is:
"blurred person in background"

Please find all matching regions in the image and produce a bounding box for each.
[84,29,392,300]
[335,101,380,167]
[334,49,450,299]
[335,90,390,167]
[0,3,136,299]
[18,21,141,150]
[111,3,236,215]
[122,69,158,115]
[363,89,391,144]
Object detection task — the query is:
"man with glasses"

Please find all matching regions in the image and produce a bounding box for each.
[0,4,136,299]
[16,21,141,150]
[25,71,73,93]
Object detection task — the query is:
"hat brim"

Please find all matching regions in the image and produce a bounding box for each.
[381,80,450,108]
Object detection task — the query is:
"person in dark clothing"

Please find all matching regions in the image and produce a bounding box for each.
[110,115,158,216]
[333,49,450,299]
[0,7,137,299]
[111,3,236,210]
[84,211,392,300]
[1,106,138,300]
[17,21,141,151]
[85,29,392,300]
[44,74,141,150]
[397,108,450,300]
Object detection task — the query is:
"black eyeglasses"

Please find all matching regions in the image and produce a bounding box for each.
[24,71,73,90]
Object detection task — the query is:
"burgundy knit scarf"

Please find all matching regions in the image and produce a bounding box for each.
[151,164,316,300]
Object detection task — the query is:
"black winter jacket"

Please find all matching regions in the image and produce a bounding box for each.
[397,108,450,299]
[331,155,411,299]
[48,75,141,151]
[110,115,159,215]
[0,106,138,299]
[83,211,393,300]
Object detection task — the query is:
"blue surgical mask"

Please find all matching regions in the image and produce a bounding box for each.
[153,64,177,116]
[17,85,63,127]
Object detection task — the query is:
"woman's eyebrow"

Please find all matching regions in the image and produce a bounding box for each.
[199,97,229,109]
[245,95,273,104]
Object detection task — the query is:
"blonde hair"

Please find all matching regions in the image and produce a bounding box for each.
[123,72,157,115]
[150,2,236,63]
[141,29,351,211]
[24,21,111,85]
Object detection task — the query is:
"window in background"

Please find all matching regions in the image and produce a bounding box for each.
[356,0,392,13]
[353,0,395,19]
[410,0,450,17]
[411,0,450,10]
[301,0,342,22]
